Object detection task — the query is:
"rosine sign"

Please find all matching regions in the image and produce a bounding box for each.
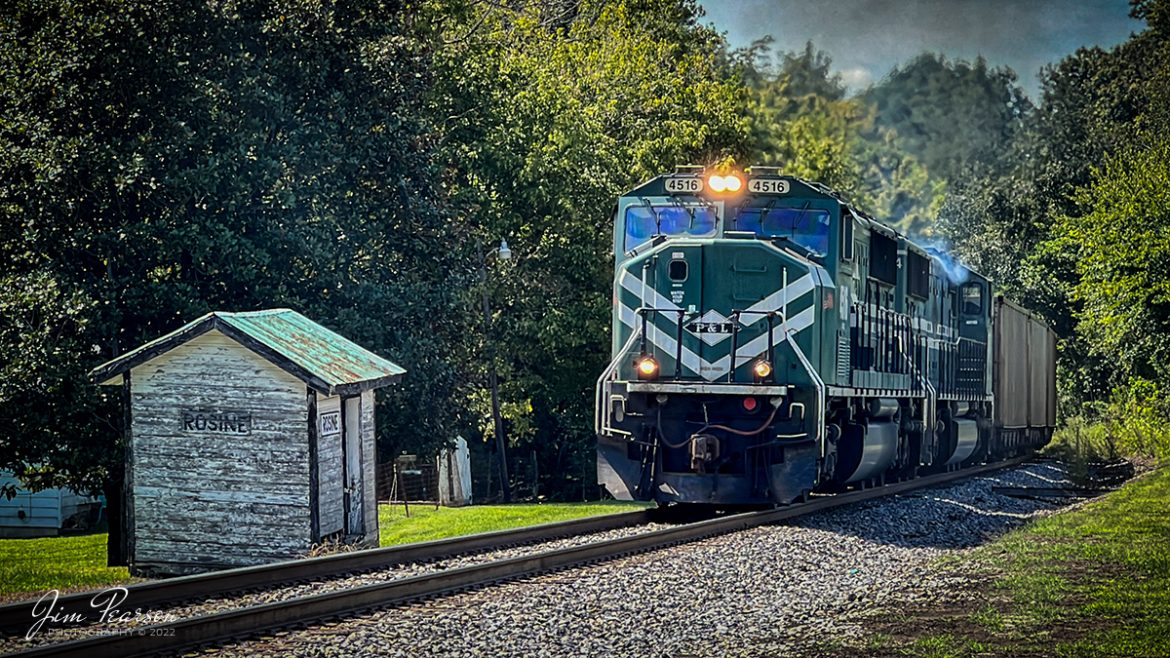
[180,409,252,435]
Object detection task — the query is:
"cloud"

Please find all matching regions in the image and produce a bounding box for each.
[699,0,1143,99]
[838,66,874,91]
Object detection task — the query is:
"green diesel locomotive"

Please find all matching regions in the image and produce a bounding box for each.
[595,168,1056,506]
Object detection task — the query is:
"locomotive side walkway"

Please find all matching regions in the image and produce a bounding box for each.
[828,462,1169,658]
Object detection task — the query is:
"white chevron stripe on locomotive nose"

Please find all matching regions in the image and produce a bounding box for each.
[738,274,814,325]
[617,304,704,375]
[618,270,681,315]
[617,270,816,381]
[617,271,705,375]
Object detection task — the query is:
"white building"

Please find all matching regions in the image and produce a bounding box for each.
[0,472,100,538]
[90,309,405,576]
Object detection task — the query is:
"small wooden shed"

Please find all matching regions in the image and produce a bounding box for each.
[90,309,405,576]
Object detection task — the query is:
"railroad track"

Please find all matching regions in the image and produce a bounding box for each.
[2,456,1031,658]
[0,507,660,638]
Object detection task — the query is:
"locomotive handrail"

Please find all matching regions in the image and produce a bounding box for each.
[634,306,688,378]
[595,325,643,437]
[781,323,826,458]
[725,309,783,383]
[893,318,935,433]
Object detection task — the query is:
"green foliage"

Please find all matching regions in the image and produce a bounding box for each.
[1060,135,1170,384]
[0,533,134,598]
[936,2,1170,415]
[777,41,846,102]
[1052,382,1170,463]
[849,53,1029,240]
[733,39,862,194]
[739,43,978,234]
[0,271,114,493]
[0,0,757,505]
[852,113,946,237]
[862,53,1031,182]
[0,0,464,491]
[378,500,648,545]
[427,0,749,498]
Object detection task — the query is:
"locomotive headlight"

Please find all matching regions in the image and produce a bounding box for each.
[706,174,743,193]
[636,354,660,380]
[752,359,773,381]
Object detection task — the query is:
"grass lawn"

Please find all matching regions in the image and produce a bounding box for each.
[379,501,650,546]
[0,533,134,601]
[849,465,1170,658]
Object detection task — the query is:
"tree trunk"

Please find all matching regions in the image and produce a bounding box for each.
[103,476,127,567]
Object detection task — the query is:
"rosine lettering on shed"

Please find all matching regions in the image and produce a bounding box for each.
[90,309,406,577]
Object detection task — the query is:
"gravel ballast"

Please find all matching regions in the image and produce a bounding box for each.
[184,461,1083,658]
[0,462,1087,657]
[0,521,673,652]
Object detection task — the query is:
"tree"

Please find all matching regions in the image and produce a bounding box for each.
[1057,134,1170,385]
[732,40,863,195]
[779,41,846,102]
[425,0,750,499]
[862,53,1031,182]
[936,0,1170,413]
[0,0,463,557]
[732,42,959,235]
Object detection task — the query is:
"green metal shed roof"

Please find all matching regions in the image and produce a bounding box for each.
[90,309,405,396]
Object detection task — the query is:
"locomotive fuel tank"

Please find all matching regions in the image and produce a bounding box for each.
[833,420,898,485]
[946,418,979,466]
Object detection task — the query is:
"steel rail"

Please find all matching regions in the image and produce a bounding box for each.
[0,508,658,636]
[3,456,1032,658]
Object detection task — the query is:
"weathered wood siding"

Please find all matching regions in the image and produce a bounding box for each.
[129,330,310,573]
[361,390,379,545]
[316,395,344,537]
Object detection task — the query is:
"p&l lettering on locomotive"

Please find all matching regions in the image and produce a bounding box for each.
[686,321,734,335]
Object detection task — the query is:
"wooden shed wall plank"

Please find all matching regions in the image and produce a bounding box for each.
[129,330,311,566]
[361,390,378,544]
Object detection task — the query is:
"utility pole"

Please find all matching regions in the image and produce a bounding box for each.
[481,238,512,503]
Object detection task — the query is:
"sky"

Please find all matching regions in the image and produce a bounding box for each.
[697,0,1144,99]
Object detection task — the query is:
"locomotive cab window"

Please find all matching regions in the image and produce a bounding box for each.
[868,231,898,285]
[907,251,930,299]
[668,260,688,281]
[733,205,832,256]
[624,205,717,252]
[841,210,856,262]
[962,282,984,315]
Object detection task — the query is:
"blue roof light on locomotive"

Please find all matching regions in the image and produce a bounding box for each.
[595,168,1052,507]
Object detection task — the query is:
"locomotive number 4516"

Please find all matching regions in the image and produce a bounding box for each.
[664,177,704,194]
[748,179,790,194]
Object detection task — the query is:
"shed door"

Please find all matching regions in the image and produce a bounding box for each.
[316,396,344,537]
[343,396,363,536]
